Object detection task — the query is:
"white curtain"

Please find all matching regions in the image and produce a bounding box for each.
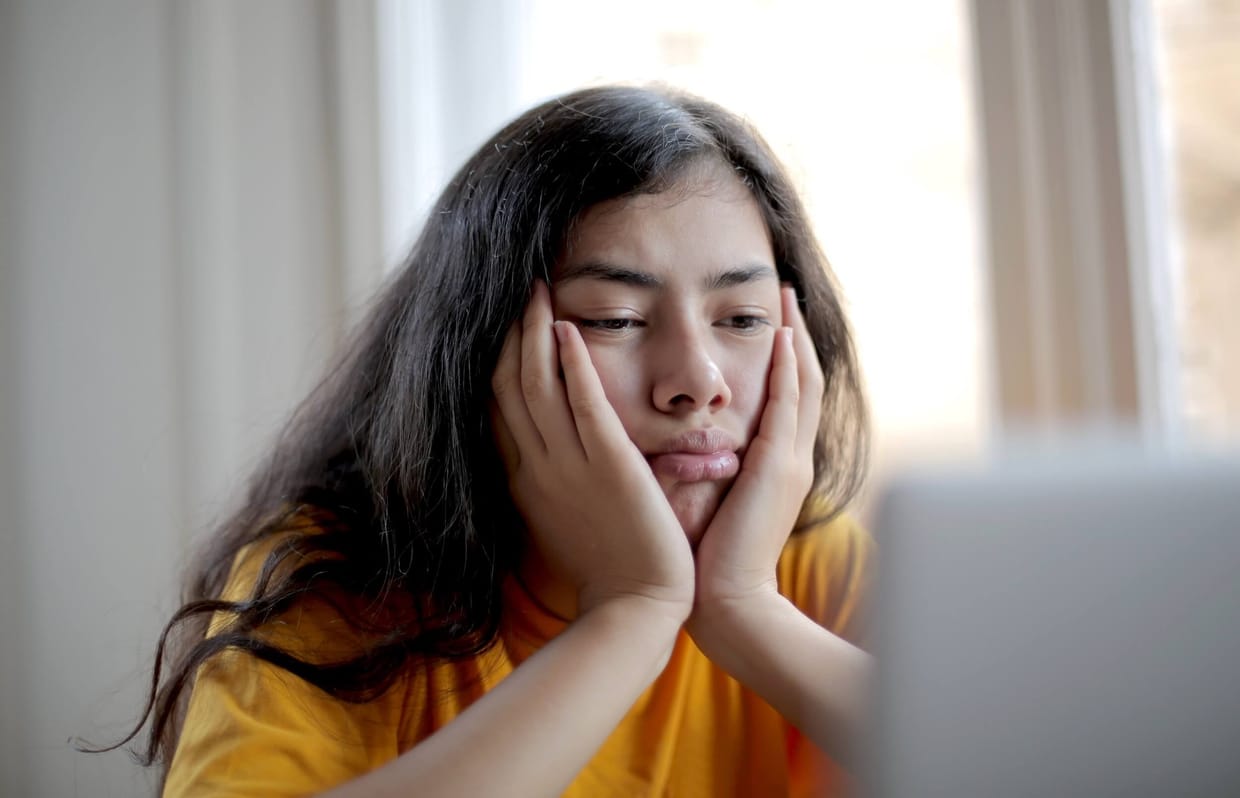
[375,0,527,267]
[0,1,383,793]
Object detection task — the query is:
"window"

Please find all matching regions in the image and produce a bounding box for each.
[1150,0,1240,446]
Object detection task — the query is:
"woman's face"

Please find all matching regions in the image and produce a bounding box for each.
[552,167,784,546]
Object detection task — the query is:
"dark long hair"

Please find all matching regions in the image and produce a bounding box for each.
[101,84,869,776]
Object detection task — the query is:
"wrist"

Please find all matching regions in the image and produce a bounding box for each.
[576,593,690,676]
[580,591,693,633]
[692,573,781,618]
[686,587,790,648]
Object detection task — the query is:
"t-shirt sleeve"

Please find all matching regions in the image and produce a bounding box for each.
[163,648,403,798]
[162,542,409,798]
[776,512,876,651]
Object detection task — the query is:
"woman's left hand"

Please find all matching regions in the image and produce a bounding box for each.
[689,285,825,616]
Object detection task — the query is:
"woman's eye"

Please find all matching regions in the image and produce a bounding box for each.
[720,315,768,332]
[578,318,642,332]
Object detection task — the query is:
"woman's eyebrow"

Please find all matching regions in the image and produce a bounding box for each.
[555,261,777,290]
[705,264,778,291]
[556,260,660,287]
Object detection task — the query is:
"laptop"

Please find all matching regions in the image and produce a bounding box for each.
[864,449,1240,797]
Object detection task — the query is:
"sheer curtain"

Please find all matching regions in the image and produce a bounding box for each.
[375,0,528,268]
[0,2,383,793]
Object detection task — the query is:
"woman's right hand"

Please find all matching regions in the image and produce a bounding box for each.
[491,281,694,619]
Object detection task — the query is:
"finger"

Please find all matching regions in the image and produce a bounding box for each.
[553,320,632,462]
[750,326,799,460]
[491,320,545,456]
[782,286,825,460]
[521,282,583,455]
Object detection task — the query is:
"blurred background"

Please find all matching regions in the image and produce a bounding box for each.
[0,0,1235,794]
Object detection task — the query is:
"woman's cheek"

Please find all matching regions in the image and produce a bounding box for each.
[727,346,774,416]
[736,375,769,440]
[580,344,644,434]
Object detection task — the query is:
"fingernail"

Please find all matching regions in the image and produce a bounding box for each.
[553,321,568,343]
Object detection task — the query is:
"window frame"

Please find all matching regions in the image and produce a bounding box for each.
[967,0,1182,442]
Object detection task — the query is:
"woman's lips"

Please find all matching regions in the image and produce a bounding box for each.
[644,429,742,482]
[647,451,740,482]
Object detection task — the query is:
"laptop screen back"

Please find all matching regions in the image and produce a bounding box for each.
[866,453,1240,797]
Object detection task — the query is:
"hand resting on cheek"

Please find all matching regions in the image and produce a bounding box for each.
[491,281,695,619]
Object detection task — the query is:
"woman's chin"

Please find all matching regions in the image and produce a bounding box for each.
[663,481,727,549]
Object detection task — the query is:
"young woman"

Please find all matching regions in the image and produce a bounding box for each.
[122,84,873,797]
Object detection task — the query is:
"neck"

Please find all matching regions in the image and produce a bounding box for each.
[516,548,579,622]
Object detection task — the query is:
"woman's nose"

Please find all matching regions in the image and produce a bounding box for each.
[650,330,732,413]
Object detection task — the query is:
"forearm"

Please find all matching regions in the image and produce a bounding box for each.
[689,592,872,769]
[321,596,687,798]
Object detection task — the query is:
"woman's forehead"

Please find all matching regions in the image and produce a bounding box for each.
[573,160,752,227]
[555,170,774,286]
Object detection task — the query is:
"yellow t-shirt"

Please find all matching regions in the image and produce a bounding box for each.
[164,515,873,797]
